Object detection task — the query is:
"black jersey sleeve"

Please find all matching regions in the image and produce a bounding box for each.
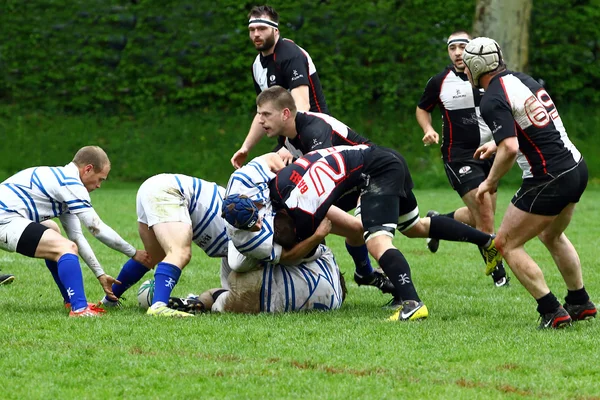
[279,55,311,90]
[417,74,442,111]
[480,96,517,145]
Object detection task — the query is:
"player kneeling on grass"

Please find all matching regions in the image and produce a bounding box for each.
[0,146,150,317]
[172,206,346,314]
[100,173,230,317]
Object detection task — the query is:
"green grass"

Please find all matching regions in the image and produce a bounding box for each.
[1,186,599,399]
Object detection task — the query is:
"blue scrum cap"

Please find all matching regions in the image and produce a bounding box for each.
[221,194,260,230]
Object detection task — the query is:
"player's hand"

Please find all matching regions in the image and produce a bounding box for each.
[474,141,497,160]
[315,218,332,238]
[97,274,122,301]
[422,129,439,146]
[476,179,497,203]
[133,250,152,268]
[231,148,249,169]
[277,147,294,165]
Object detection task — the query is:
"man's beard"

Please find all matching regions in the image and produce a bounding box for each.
[255,32,276,52]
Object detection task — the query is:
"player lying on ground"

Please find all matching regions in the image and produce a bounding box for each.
[0,146,149,317]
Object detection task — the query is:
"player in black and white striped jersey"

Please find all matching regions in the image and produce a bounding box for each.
[464,37,596,329]
[416,31,508,287]
[231,5,329,169]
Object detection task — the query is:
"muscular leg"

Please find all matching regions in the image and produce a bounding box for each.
[536,203,582,291]
[148,221,193,310]
[495,204,555,299]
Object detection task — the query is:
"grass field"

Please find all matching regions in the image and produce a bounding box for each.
[1,185,599,399]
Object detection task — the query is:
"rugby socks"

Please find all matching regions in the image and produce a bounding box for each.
[379,249,420,302]
[429,215,491,247]
[345,242,374,277]
[152,262,182,308]
[565,287,590,305]
[536,292,561,315]
[45,260,70,304]
[57,253,87,312]
[112,258,151,299]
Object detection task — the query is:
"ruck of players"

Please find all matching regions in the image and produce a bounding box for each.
[0,5,595,331]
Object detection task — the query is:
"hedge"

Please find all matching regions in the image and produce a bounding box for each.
[1,0,598,115]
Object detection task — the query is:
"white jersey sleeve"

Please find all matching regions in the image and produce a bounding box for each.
[59,212,105,277]
[76,209,136,257]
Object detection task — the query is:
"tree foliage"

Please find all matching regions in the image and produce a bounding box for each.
[0,0,598,115]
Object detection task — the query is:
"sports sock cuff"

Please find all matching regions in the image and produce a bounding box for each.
[565,287,589,305]
[536,292,561,315]
[156,262,182,281]
[212,289,228,301]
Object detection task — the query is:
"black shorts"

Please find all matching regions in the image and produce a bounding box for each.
[360,148,419,240]
[512,159,588,216]
[16,222,49,258]
[444,158,494,198]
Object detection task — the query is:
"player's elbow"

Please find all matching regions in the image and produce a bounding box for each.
[500,138,519,157]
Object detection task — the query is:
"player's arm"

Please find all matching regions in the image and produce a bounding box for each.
[59,212,122,300]
[259,152,286,173]
[227,241,261,272]
[75,208,150,265]
[416,76,441,145]
[476,99,519,202]
[290,86,310,111]
[231,113,266,169]
[280,218,331,265]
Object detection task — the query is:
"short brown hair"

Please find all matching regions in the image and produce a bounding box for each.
[448,30,471,40]
[273,210,296,250]
[72,146,110,172]
[256,86,297,113]
[248,5,279,23]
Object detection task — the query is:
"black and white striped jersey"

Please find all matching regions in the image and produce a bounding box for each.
[480,70,581,178]
[281,111,372,159]
[418,65,492,162]
[252,38,328,114]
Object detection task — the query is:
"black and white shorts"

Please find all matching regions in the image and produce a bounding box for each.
[444,158,494,198]
[512,159,588,216]
[0,217,49,257]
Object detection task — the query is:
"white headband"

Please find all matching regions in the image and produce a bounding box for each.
[248,18,278,29]
[447,38,470,46]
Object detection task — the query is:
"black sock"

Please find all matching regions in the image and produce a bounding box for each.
[565,287,589,305]
[536,292,561,315]
[378,249,420,302]
[429,216,491,247]
[443,211,455,219]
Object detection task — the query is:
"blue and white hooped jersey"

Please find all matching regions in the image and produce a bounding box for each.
[260,245,343,312]
[0,162,91,222]
[225,157,281,263]
[171,174,229,258]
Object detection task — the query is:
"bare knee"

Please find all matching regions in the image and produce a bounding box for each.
[537,230,561,247]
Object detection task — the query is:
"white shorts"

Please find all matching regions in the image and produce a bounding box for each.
[136,175,191,227]
[213,245,344,313]
[0,217,34,253]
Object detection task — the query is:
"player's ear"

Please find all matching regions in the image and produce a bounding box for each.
[84,164,95,174]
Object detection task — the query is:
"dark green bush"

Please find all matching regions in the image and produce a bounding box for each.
[1,0,598,114]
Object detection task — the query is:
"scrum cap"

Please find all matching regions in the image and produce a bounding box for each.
[221,194,260,230]
[463,37,504,87]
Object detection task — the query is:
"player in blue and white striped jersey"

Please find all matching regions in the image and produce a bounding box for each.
[101,173,230,317]
[0,146,150,317]
[224,153,283,268]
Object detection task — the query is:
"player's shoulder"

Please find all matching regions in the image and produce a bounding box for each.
[274,38,306,60]
[424,65,453,88]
